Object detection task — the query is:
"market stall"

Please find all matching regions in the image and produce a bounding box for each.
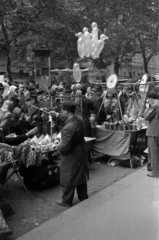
[91,125,147,167]
[89,73,156,167]
[0,134,61,191]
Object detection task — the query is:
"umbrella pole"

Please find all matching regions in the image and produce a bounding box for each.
[116,92,125,131]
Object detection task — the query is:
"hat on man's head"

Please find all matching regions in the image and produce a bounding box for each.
[0,83,4,90]
[147,91,159,100]
[65,86,72,94]
[81,85,87,95]
[30,90,37,97]
[127,85,133,91]
[62,101,76,113]
[95,85,103,92]
[28,86,35,91]
[37,89,44,95]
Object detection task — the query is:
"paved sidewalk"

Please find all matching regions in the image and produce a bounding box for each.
[16,166,159,240]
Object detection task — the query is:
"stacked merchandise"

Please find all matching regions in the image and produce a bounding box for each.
[103,117,148,131]
[0,134,61,191]
[0,134,60,169]
[19,134,61,191]
[15,134,60,168]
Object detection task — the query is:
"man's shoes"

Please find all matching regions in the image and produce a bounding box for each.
[56,199,72,207]
[147,173,159,178]
[147,168,152,172]
[147,163,152,172]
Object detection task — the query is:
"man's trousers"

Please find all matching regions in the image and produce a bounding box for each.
[62,182,88,205]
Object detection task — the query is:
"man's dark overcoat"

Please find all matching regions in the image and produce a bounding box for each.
[57,115,88,187]
[91,93,106,124]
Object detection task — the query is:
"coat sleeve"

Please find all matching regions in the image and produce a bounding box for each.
[0,113,11,133]
[57,126,74,155]
[88,99,95,112]
[57,113,67,124]
[144,107,156,121]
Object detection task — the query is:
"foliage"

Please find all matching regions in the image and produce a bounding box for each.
[0,0,159,78]
[0,0,52,80]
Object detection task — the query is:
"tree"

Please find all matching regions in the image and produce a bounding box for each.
[73,0,159,75]
[132,0,159,73]
[1,0,158,79]
[0,0,47,81]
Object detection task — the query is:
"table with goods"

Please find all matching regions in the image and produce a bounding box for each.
[91,117,148,168]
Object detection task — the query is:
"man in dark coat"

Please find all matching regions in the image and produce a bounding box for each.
[80,86,95,164]
[144,92,159,177]
[18,84,27,112]
[25,90,43,132]
[91,85,106,124]
[56,101,88,207]
[0,83,4,108]
[117,85,128,114]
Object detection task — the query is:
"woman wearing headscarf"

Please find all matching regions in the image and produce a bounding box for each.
[0,100,13,136]
[1,82,10,100]
[7,85,17,95]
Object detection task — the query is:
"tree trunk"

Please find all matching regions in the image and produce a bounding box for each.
[114,57,120,76]
[1,21,13,82]
[143,57,149,73]
[6,50,13,82]
[69,50,74,69]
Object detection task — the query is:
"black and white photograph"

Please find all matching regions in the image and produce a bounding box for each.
[0,0,159,239]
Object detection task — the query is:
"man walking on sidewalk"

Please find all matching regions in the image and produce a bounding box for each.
[144,92,159,177]
[56,101,89,207]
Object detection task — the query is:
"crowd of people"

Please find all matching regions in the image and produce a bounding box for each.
[0,76,159,215]
[0,78,150,144]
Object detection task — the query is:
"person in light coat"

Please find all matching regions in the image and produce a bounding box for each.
[144,92,159,177]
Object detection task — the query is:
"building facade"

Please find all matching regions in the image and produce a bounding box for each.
[119,52,159,79]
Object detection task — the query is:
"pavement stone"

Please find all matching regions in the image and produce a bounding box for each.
[2,155,138,239]
[15,166,159,240]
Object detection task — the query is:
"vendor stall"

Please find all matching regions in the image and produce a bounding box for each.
[0,134,61,191]
[89,74,154,168]
[91,125,147,167]
[92,127,130,160]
